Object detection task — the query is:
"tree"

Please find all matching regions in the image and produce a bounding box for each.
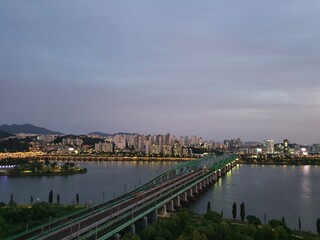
[76,193,79,205]
[298,217,301,231]
[246,215,261,225]
[317,218,320,235]
[48,190,53,204]
[9,194,15,206]
[207,201,211,213]
[57,194,60,205]
[240,202,245,221]
[0,216,8,239]
[122,233,141,240]
[30,196,33,204]
[220,209,223,218]
[282,216,286,226]
[232,202,237,220]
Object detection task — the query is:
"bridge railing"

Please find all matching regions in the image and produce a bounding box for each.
[79,154,239,239]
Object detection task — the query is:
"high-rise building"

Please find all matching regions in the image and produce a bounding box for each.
[265,140,275,154]
[283,139,289,153]
[145,135,151,155]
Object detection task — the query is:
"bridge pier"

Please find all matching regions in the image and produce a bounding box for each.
[113,233,121,240]
[130,224,136,234]
[217,170,221,178]
[158,205,167,216]
[221,167,227,176]
[166,200,175,212]
[180,192,188,205]
[174,196,181,208]
[137,216,148,228]
[148,210,158,222]
[187,188,194,200]
[209,175,213,183]
[214,172,218,181]
[193,184,199,196]
[232,161,237,168]
[202,180,207,189]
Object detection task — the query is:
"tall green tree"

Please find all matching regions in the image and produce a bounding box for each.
[240,202,245,221]
[48,190,53,204]
[76,193,79,205]
[30,196,33,204]
[9,194,14,206]
[317,218,320,235]
[232,202,237,220]
[298,217,301,231]
[282,216,286,225]
[207,201,211,213]
[57,194,60,205]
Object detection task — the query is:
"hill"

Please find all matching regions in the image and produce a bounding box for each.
[113,132,137,136]
[88,131,112,137]
[88,132,137,137]
[0,130,13,139]
[0,124,63,135]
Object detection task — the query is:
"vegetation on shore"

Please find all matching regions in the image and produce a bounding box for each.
[1,159,87,176]
[0,202,84,238]
[1,202,319,239]
[122,208,319,240]
[239,155,320,166]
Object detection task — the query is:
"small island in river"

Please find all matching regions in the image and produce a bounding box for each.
[0,159,87,176]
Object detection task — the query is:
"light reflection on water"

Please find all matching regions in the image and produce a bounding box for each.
[0,161,176,206]
[190,164,320,233]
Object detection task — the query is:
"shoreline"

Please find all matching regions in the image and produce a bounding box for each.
[40,155,196,162]
[0,170,87,177]
[238,159,320,166]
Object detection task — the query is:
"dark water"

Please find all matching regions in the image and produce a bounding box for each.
[1,162,319,233]
[0,161,176,205]
[190,164,320,233]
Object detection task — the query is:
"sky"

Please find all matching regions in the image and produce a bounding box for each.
[1,1,320,144]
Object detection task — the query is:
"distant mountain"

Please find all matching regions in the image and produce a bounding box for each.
[0,130,13,139]
[113,132,138,136]
[0,124,64,135]
[88,132,112,137]
[88,131,138,137]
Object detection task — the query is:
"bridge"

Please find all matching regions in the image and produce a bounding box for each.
[9,154,238,240]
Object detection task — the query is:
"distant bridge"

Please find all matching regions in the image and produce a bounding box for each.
[9,154,238,240]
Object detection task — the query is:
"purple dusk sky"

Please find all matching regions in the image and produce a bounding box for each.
[1,1,320,144]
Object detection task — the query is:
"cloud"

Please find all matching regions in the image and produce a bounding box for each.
[0,0,320,143]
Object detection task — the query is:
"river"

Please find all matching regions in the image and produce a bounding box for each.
[0,162,319,233]
[190,164,320,233]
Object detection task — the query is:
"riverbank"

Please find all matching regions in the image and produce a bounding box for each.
[238,157,320,165]
[127,208,319,240]
[40,155,196,162]
[0,169,87,177]
[0,202,85,239]
[2,204,318,240]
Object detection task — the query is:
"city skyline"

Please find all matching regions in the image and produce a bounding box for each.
[1,1,320,144]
